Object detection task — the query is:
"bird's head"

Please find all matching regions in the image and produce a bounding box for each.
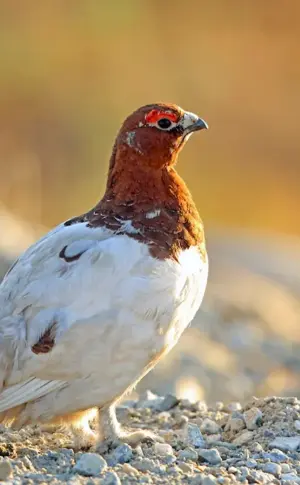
[113,103,208,171]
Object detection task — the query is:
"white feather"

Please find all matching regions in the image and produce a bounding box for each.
[0,378,66,411]
[0,220,208,421]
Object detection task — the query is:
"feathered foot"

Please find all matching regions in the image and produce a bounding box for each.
[94,405,163,454]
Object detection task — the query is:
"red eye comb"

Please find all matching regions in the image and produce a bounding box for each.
[145,109,178,124]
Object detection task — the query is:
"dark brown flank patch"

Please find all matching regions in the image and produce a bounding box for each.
[59,245,83,263]
[31,322,57,354]
[63,103,207,263]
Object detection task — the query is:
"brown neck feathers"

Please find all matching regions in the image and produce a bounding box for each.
[65,140,206,262]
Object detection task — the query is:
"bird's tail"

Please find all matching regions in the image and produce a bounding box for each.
[0,404,25,427]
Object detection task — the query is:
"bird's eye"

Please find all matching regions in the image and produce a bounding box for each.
[157,118,172,130]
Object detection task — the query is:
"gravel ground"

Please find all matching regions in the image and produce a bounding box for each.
[1,393,300,484]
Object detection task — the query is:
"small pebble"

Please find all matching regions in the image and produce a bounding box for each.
[184,423,206,448]
[107,444,133,465]
[263,462,282,476]
[294,420,300,431]
[218,478,231,484]
[159,394,179,411]
[178,447,198,461]
[226,417,245,432]
[252,442,264,452]
[232,431,253,446]
[22,455,35,471]
[74,453,107,476]
[157,411,171,424]
[198,448,222,465]
[202,474,219,485]
[99,471,121,485]
[181,399,194,409]
[120,463,139,475]
[132,458,156,473]
[194,401,208,413]
[200,418,220,435]
[206,433,222,444]
[153,442,173,456]
[262,449,288,463]
[243,407,263,430]
[177,461,193,473]
[175,414,189,427]
[270,437,300,452]
[281,472,300,482]
[0,459,13,480]
[137,390,164,409]
[168,464,181,475]
[240,465,250,476]
[190,475,204,485]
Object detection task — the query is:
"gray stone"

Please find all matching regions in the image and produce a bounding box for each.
[0,459,13,480]
[136,390,164,409]
[157,411,171,424]
[177,461,193,473]
[107,444,133,465]
[74,453,107,476]
[263,462,281,476]
[226,417,245,432]
[252,442,264,452]
[232,430,253,446]
[178,447,198,461]
[153,442,173,456]
[198,448,222,465]
[190,475,205,485]
[200,418,220,435]
[194,401,208,413]
[269,437,300,452]
[175,414,189,427]
[184,423,206,448]
[161,453,176,465]
[239,466,250,477]
[132,458,156,473]
[159,394,179,411]
[281,473,300,483]
[120,463,139,475]
[262,449,288,463]
[202,475,219,485]
[243,407,263,430]
[99,471,121,485]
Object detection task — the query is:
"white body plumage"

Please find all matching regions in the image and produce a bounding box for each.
[0,221,208,426]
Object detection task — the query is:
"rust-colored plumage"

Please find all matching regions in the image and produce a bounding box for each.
[65,103,207,261]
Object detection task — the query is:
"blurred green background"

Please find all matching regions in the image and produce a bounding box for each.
[0,0,300,405]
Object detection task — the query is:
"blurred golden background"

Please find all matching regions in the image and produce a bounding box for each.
[0,1,300,405]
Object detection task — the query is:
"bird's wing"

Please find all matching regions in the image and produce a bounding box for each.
[0,220,150,409]
[0,378,66,412]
